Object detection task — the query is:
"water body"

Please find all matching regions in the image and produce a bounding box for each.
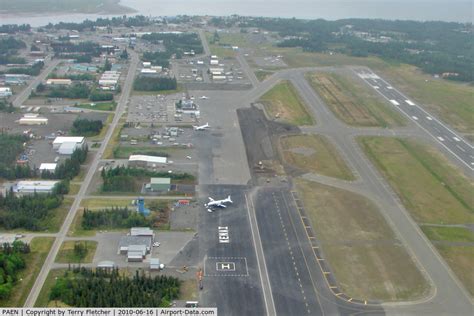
[0,0,471,26]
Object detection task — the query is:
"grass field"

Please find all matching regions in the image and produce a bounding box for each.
[259,80,314,125]
[80,198,133,209]
[359,136,474,296]
[255,70,275,82]
[280,134,354,180]
[206,32,251,58]
[296,180,428,301]
[359,137,474,224]
[103,115,126,159]
[40,198,73,233]
[421,226,474,243]
[253,45,473,136]
[75,102,116,112]
[55,241,97,264]
[436,245,474,296]
[0,237,55,307]
[306,72,406,127]
[69,209,96,237]
[34,269,65,307]
[179,279,199,301]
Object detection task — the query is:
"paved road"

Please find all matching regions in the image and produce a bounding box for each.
[198,29,211,56]
[11,58,60,108]
[285,72,474,314]
[23,52,140,307]
[354,68,474,171]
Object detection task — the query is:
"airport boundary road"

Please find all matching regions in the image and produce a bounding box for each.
[23,52,139,307]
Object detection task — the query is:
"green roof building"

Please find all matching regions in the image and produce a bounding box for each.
[147,178,171,192]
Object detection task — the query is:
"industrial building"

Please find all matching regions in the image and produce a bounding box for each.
[52,136,85,150]
[46,79,72,86]
[18,113,48,125]
[118,235,152,262]
[14,180,59,195]
[39,163,57,172]
[131,227,155,238]
[145,178,171,192]
[0,87,12,98]
[128,155,167,168]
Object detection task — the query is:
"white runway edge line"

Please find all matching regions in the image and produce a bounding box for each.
[405,99,416,106]
[353,68,474,171]
[245,193,276,316]
[390,99,400,106]
[358,68,474,150]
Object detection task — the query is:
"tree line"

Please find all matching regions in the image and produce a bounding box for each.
[82,207,153,230]
[0,241,30,299]
[237,17,473,82]
[133,76,177,92]
[50,268,180,307]
[101,166,194,192]
[71,119,103,137]
[0,190,63,230]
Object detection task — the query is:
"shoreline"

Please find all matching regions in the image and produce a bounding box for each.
[0,0,137,17]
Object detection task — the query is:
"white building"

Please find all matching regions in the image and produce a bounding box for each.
[46,79,72,86]
[131,227,155,239]
[39,163,57,171]
[143,62,151,68]
[18,113,48,125]
[14,180,59,194]
[52,136,85,150]
[58,142,79,155]
[128,155,167,168]
[0,87,12,97]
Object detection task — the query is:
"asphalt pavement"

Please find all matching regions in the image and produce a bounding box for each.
[354,68,474,171]
[24,52,140,307]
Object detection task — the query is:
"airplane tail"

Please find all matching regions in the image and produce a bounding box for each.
[227,195,233,203]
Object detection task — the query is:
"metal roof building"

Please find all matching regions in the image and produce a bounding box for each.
[118,236,152,255]
[128,155,167,168]
[53,136,85,149]
[14,180,59,194]
[39,163,57,171]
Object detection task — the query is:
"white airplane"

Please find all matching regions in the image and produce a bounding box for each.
[193,123,210,131]
[205,195,233,208]
[200,95,209,99]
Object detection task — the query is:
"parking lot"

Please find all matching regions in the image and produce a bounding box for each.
[128,94,199,124]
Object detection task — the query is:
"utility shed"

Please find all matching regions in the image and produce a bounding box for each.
[150,258,161,270]
[147,178,171,192]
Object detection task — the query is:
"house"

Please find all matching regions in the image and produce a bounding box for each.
[118,235,152,262]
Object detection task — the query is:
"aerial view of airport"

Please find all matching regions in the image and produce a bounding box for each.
[0,0,472,315]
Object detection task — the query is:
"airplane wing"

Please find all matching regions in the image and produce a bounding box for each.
[208,197,215,202]
[218,203,227,208]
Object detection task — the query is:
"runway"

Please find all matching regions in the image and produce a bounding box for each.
[198,185,267,316]
[354,68,474,170]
